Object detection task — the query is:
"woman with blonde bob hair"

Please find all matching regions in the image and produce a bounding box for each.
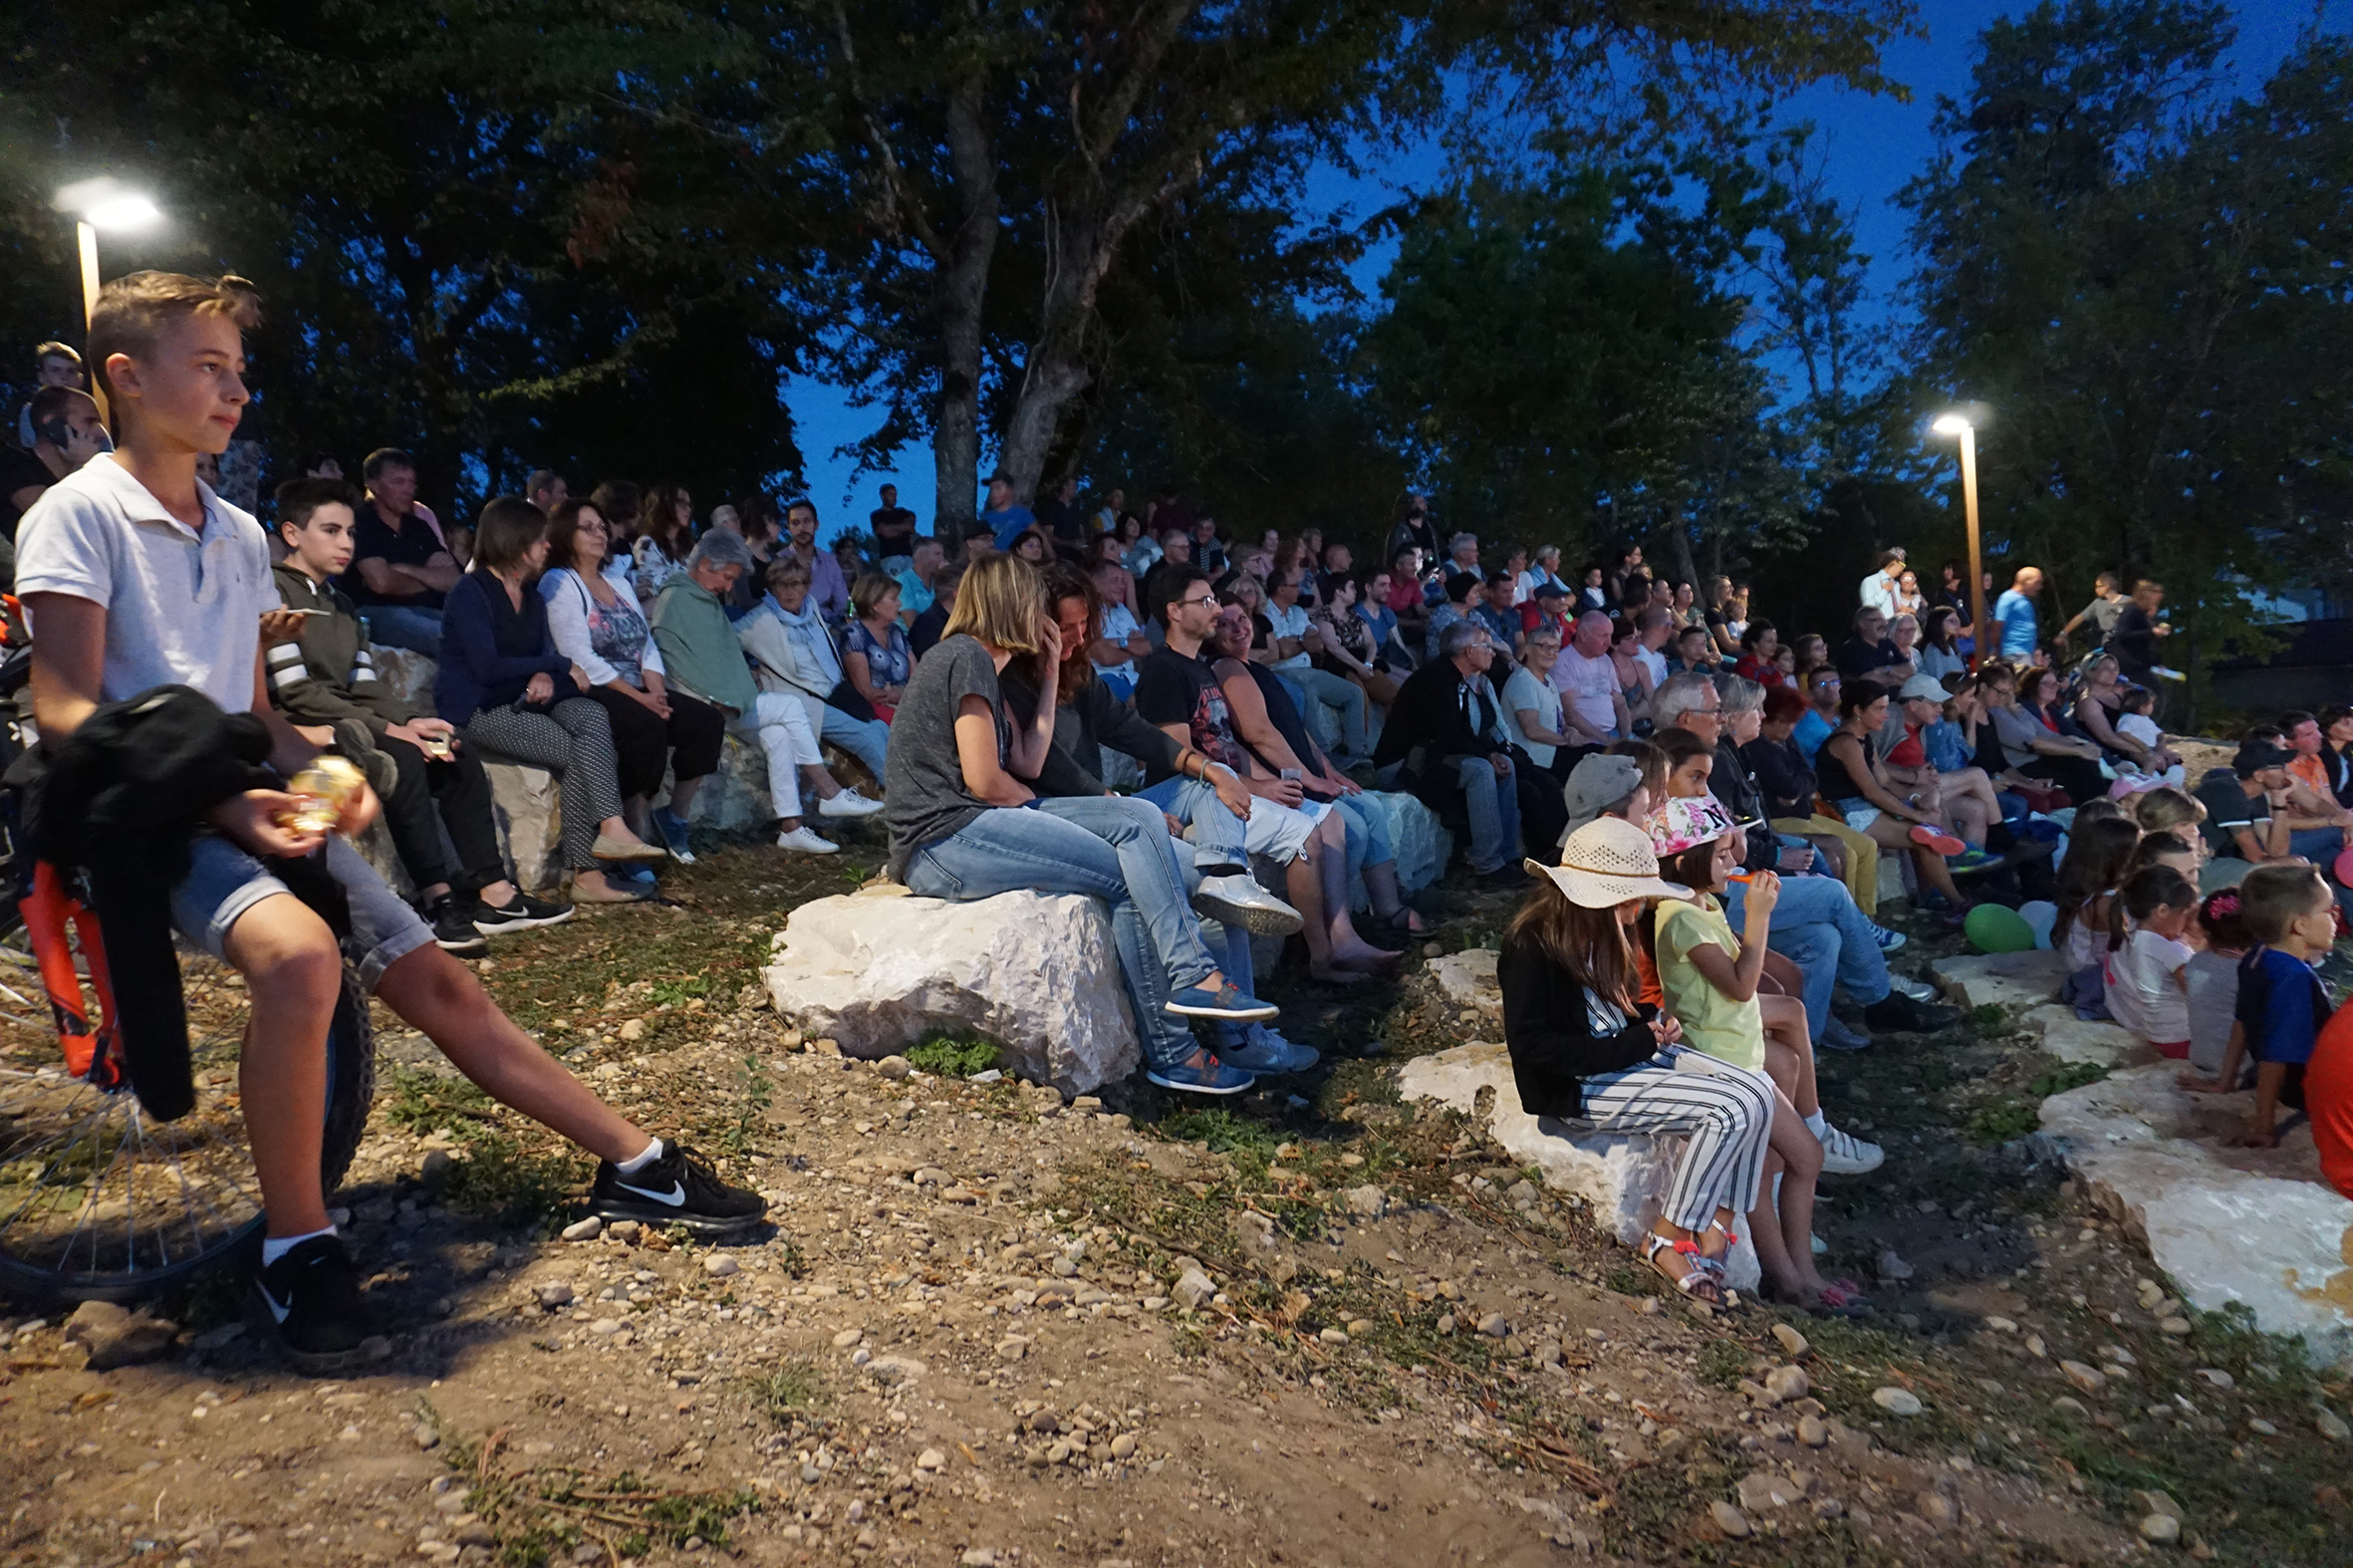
[885,555,1280,1095]
[1500,818,1776,1307]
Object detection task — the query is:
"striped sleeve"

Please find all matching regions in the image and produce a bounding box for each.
[348,646,379,688]
[265,639,313,694]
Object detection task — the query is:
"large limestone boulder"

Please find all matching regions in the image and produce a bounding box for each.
[1354,791,1452,894]
[673,734,775,833]
[485,762,564,892]
[763,886,1141,1095]
[2040,1063,2353,1365]
[1398,1041,1762,1291]
[370,644,437,710]
[1930,949,2071,1013]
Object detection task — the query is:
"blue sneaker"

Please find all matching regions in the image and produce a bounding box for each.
[653,808,696,865]
[1946,847,2002,874]
[612,864,658,889]
[1165,982,1278,1021]
[1217,1026,1320,1074]
[1819,1016,1873,1052]
[1146,1057,1256,1095]
[1868,923,1907,954]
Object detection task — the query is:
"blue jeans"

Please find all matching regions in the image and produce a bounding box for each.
[360,603,445,655]
[1456,756,1520,874]
[1721,874,1890,1038]
[820,704,891,782]
[1136,776,1248,875]
[903,802,1213,1072]
[1288,666,1370,757]
[1331,792,1396,890]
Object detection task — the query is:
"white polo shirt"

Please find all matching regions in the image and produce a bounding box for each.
[15,455,274,714]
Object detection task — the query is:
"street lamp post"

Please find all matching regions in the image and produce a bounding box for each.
[52,180,163,422]
[1932,413,1985,666]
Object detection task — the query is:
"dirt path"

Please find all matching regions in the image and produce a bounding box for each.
[2,845,2347,1567]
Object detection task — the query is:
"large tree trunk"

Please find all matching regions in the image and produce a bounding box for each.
[929,76,1001,534]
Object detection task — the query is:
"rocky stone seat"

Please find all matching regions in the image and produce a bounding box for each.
[764,884,1142,1095]
[1398,1040,1764,1291]
[1933,947,2353,1363]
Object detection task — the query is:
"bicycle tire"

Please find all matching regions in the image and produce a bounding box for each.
[0,961,377,1305]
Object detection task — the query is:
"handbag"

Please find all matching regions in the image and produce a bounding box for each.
[2013,780,2071,815]
[825,677,878,724]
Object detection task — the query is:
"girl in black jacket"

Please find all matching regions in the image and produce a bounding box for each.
[1498,818,1776,1306]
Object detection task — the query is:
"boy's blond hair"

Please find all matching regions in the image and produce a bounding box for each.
[88,271,261,407]
[944,553,1043,654]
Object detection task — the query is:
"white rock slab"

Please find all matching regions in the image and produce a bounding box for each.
[763,886,1141,1095]
[1429,950,1500,1016]
[1398,1041,1762,1291]
[1354,791,1453,896]
[370,644,437,710]
[2041,1063,2353,1365]
[2017,1004,2152,1069]
[1930,949,2071,1012]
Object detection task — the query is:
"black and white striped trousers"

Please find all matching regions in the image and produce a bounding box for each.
[460,697,626,873]
[1573,1055,1775,1232]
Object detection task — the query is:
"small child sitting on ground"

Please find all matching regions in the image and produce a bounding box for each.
[1648,827,1875,1315]
[2182,863,2336,1147]
[2053,814,2141,1015]
[2103,863,2199,1058]
[2184,888,2251,1082]
[2109,686,2185,791]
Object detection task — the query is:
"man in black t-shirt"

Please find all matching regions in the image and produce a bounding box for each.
[345,446,458,654]
[2,386,109,543]
[2109,579,2172,684]
[868,483,918,565]
[1835,605,1908,682]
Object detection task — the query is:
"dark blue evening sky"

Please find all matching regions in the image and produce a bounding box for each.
[799,1,2347,540]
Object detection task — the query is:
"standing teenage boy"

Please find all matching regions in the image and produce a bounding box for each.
[15,272,762,1372]
[269,476,573,947]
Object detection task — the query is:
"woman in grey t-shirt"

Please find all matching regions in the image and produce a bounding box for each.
[881,555,1277,1095]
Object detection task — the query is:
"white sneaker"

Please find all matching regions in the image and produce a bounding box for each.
[817,789,885,818]
[1888,974,1940,1003]
[1818,1124,1885,1176]
[775,826,841,855]
[1192,873,1304,936]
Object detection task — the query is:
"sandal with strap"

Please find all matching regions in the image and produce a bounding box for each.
[1811,1279,1874,1318]
[1642,1231,1726,1305]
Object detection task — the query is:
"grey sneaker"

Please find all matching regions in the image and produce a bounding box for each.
[1887,973,1941,1003]
[1818,1123,1885,1176]
[1192,873,1304,937]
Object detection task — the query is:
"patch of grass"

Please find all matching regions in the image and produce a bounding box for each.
[1966,1060,2110,1147]
[436,1135,576,1227]
[905,1035,1001,1078]
[1695,1338,1749,1389]
[384,1065,495,1137]
[1156,1107,1283,1167]
[648,975,709,1007]
[747,1357,821,1422]
[716,1055,773,1162]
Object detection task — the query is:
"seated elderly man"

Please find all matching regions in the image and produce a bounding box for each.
[1651,671,1957,1050]
[649,530,883,854]
[1373,619,1521,883]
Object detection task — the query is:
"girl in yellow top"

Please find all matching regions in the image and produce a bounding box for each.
[1649,822,1874,1315]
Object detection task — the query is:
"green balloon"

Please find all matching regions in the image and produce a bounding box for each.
[1965,903,2036,954]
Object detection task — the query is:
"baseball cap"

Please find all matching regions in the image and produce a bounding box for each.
[1526,817,1691,909]
[2232,740,2291,776]
[1897,673,1950,703]
[1560,753,1645,839]
[1648,794,1738,858]
[1532,579,1567,601]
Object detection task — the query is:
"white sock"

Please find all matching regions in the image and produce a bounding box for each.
[261,1225,336,1268]
[615,1138,663,1175]
[1804,1110,1828,1139]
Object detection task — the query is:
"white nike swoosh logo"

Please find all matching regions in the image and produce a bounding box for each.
[259,1284,291,1324]
[618,1179,685,1205]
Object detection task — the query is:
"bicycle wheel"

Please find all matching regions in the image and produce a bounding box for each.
[0,954,376,1304]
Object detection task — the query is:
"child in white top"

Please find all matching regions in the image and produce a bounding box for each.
[2103,864,2198,1057]
[2111,686,2185,788]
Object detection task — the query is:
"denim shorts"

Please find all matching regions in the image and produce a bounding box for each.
[168,834,436,992]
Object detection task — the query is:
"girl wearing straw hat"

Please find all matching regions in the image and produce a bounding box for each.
[1498,818,1775,1307]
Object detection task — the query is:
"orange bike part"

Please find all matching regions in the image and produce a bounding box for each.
[22,862,120,1086]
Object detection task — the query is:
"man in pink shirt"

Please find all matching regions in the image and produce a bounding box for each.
[1552,610,1626,744]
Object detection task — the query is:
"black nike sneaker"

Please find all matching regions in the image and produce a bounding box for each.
[249,1233,392,1374]
[421,894,489,955]
[588,1141,767,1236]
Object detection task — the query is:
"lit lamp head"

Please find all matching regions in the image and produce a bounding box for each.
[1931,414,1971,437]
[55,178,162,232]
